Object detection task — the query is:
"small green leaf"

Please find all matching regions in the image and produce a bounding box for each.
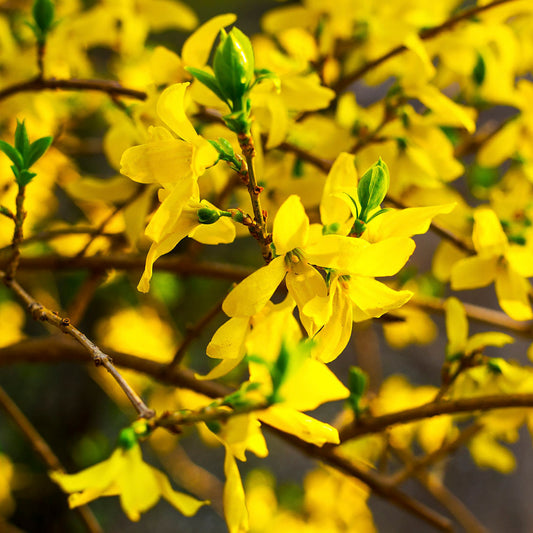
[15,169,37,187]
[14,120,30,163]
[0,140,24,170]
[254,68,281,92]
[185,67,228,104]
[472,53,486,86]
[357,158,390,221]
[27,136,52,167]
[117,427,138,450]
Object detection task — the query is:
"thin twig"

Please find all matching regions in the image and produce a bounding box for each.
[338,395,533,442]
[238,132,272,262]
[389,423,482,486]
[166,296,224,371]
[0,385,102,533]
[333,0,518,93]
[4,185,26,280]
[1,273,154,419]
[0,76,147,102]
[75,185,145,258]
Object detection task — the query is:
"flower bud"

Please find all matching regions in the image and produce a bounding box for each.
[197,207,221,224]
[357,158,389,221]
[213,27,255,109]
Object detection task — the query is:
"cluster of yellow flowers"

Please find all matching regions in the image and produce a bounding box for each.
[2,0,533,532]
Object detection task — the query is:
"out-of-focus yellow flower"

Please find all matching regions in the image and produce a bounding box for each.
[451,207,533,320]
[0,454,15,519]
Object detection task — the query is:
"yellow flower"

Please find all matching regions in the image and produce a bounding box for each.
[222,195,351,333]
[451,207,533,320]
[121,83,218,185]
[50,431,207,522]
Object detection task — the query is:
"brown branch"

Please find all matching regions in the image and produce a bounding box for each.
[1,273,154,419]
[0,76,147,103]
[338,395,533,442]
[389,423,482,486]
[333,0,518,93]
[4,185,26,280]
[0,254,254,281]
[0,385,102,533]
[392,444,488,533]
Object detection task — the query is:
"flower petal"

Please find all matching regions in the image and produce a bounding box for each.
[444,297,468,355]
[495,267,533,321]
[152,469,208,516]
[451,256,497,290]
[472,208,507,257]
[157,83,199,143]
[273,195,309,255]
[348,277,413,317]
[222,256,286,317]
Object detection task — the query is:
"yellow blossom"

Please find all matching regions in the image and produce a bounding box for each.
[50,434,207,522]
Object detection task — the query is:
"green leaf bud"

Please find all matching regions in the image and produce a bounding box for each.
[197,207,221,224]
[117,427,138,450]
[185,67,228,105]
[213,27,255,108]
[357,158,390,221]
[14,120,30,162]
[32,0,55,43]
[27,136,53,167]
[0,141,24,170]
[472,53,486,86]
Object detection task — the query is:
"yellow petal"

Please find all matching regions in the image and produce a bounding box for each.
[189,215,236,245]
[120,139,194,184]
[49,449,122,494]
[280,357,349,411]
[311,283,354,363]
[478,119,521,168]
[222,256,286,317]
[450,256,497,290]
[348,277,413,317]
[444,297,468,355]
[157,83,198,143]
[343,237,415,277]
[153,469,208,516]
[139,0,197,31]
[465,332,514,354]
[366,203,456,241]
[273,195,309,254]
[118,446,160,521]
[286,264,327,335]
[495,267,533,321]
[472,208,507,256]
[469,433,516,474]
[182,14,237,68]
[260,406,340,446]
[222,446,249,533]
[506,245,533,278]
[191,136,219,176]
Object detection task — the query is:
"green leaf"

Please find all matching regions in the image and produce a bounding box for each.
[32,0,55,39]
[27,136,52,167]
[185,67,228,105]
[14,120,30,163]
[347,367,367,415]
[0,140,24,170]
[357,158,390,221]
[15,169,37,187]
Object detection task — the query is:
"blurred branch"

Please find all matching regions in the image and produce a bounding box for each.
[0,385,103,533]
[0,254,254,281]
[0,76,147,103]
[333,0,517,93]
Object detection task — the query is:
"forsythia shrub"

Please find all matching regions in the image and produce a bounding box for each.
[0,0,533,531]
